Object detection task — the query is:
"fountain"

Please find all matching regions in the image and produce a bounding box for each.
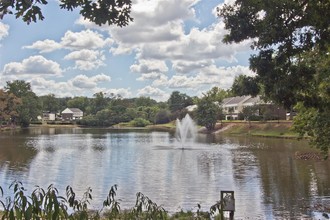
[175,114,198,149]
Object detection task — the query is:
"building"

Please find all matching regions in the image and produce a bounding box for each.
[61,108,83,120]
[42,112,56,121]
[222,95,286,120]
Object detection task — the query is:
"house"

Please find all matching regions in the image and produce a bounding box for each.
[222,95,286,120]
[42,112,56,121]
[61,108,83,120]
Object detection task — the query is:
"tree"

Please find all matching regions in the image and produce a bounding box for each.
[5,80,41,127]
[241,105,260,126]
[67,96,90,113]
[40,94,59,113]
[205,87,231,102]
[292,45,330,157]
[0,89,21,125]
[91,92,109,115]
[219,0,329,109]
[231,75,259,97]
[196,95,220,131]
[134,97,157,107]
[168,91,193,113]
[218,0,330,154]
[0,0,133,26]
[154,109,171,124]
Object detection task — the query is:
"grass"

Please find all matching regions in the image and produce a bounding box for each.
[220,121,300,138]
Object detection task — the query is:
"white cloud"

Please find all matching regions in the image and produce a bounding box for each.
[137,72,163,81]
[71,73,111,89]
[28,73,112,97]
[104,88,132,99]
[23,39,62,53]
[0,22,9,41]
[1,0,255,101]
[137,85,169,102]
[2,55,62,76]
[64,49,106,70]
[61,29,111,50]
[130,59,168,74]
[151,65,254,92]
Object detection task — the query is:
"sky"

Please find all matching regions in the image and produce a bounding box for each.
[0,0,255,102]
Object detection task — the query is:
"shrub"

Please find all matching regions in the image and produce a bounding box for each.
[155,110,171,124]
[131,118,151,127]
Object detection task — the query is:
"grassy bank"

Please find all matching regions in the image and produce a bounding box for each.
[219,121,300,138]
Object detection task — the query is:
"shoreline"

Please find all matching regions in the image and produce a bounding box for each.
[3,121,300,139]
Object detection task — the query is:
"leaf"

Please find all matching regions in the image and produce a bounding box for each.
[24,206,32,220]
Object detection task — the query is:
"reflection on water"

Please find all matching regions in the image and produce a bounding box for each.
[0,127,329,219]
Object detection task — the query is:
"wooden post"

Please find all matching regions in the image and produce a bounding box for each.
[220,191,235,220]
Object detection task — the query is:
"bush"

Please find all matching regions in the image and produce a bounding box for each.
[155,110,171,124]
[131,118,151,127]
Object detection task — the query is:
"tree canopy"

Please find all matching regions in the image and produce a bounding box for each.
[196,94,220,131]
[218,0,330,155]
[0,0,133,26]
[5,80,40,127]
[231,75,259,97]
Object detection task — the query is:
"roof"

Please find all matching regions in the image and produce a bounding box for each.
[222,96,251,105]
[222,95,264,106]
[68,108,83,113]
[62,108,83,114]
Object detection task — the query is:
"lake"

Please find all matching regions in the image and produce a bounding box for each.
[0,127,329,219]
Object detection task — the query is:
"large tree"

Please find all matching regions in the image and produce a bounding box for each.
[0,0,133,26]
[168,91,193,113]
[231,75,259,97]
[5,80,40,127]
[39,94,60,113]
[218,0,330,155]
[0,89,21,125]
[196,94,220,131]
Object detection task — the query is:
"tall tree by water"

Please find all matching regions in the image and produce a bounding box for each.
[5,80,41,127]
[196,94,220,131]
[168,91,193,113]
[0,0,133,26]
[218,0,330,155]
[0,89,21,125]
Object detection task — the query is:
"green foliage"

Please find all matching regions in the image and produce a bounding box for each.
[39,94,60,113]
[293,103,330,159]
[154,109,171,124]
[0,89,21,124]
[134,97,158,107]
[5,80,41,127]
[241,105,259,121]
[0,0,133,26]
[130,118,151,127]
[205,87,231,103]
[219,0,330,155]
[196,95,220,131]
[168,91,193,114]
[0,182,225,220]
[67,97,90,114]
[231,75,260,97]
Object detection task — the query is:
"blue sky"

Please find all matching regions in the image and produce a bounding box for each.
[0,0,254,101]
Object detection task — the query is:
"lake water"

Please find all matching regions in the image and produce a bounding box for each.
[0,127,329,219]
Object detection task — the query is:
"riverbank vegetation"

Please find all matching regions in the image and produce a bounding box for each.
[0,181,224,220]
[218,121,298,138]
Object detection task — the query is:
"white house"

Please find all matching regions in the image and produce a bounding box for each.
[222,95,263,120]
[61,108,83,120]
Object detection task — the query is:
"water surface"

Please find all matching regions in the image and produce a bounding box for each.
[0,127,329,219]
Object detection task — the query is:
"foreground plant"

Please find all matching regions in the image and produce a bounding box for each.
[0,182,223,220]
